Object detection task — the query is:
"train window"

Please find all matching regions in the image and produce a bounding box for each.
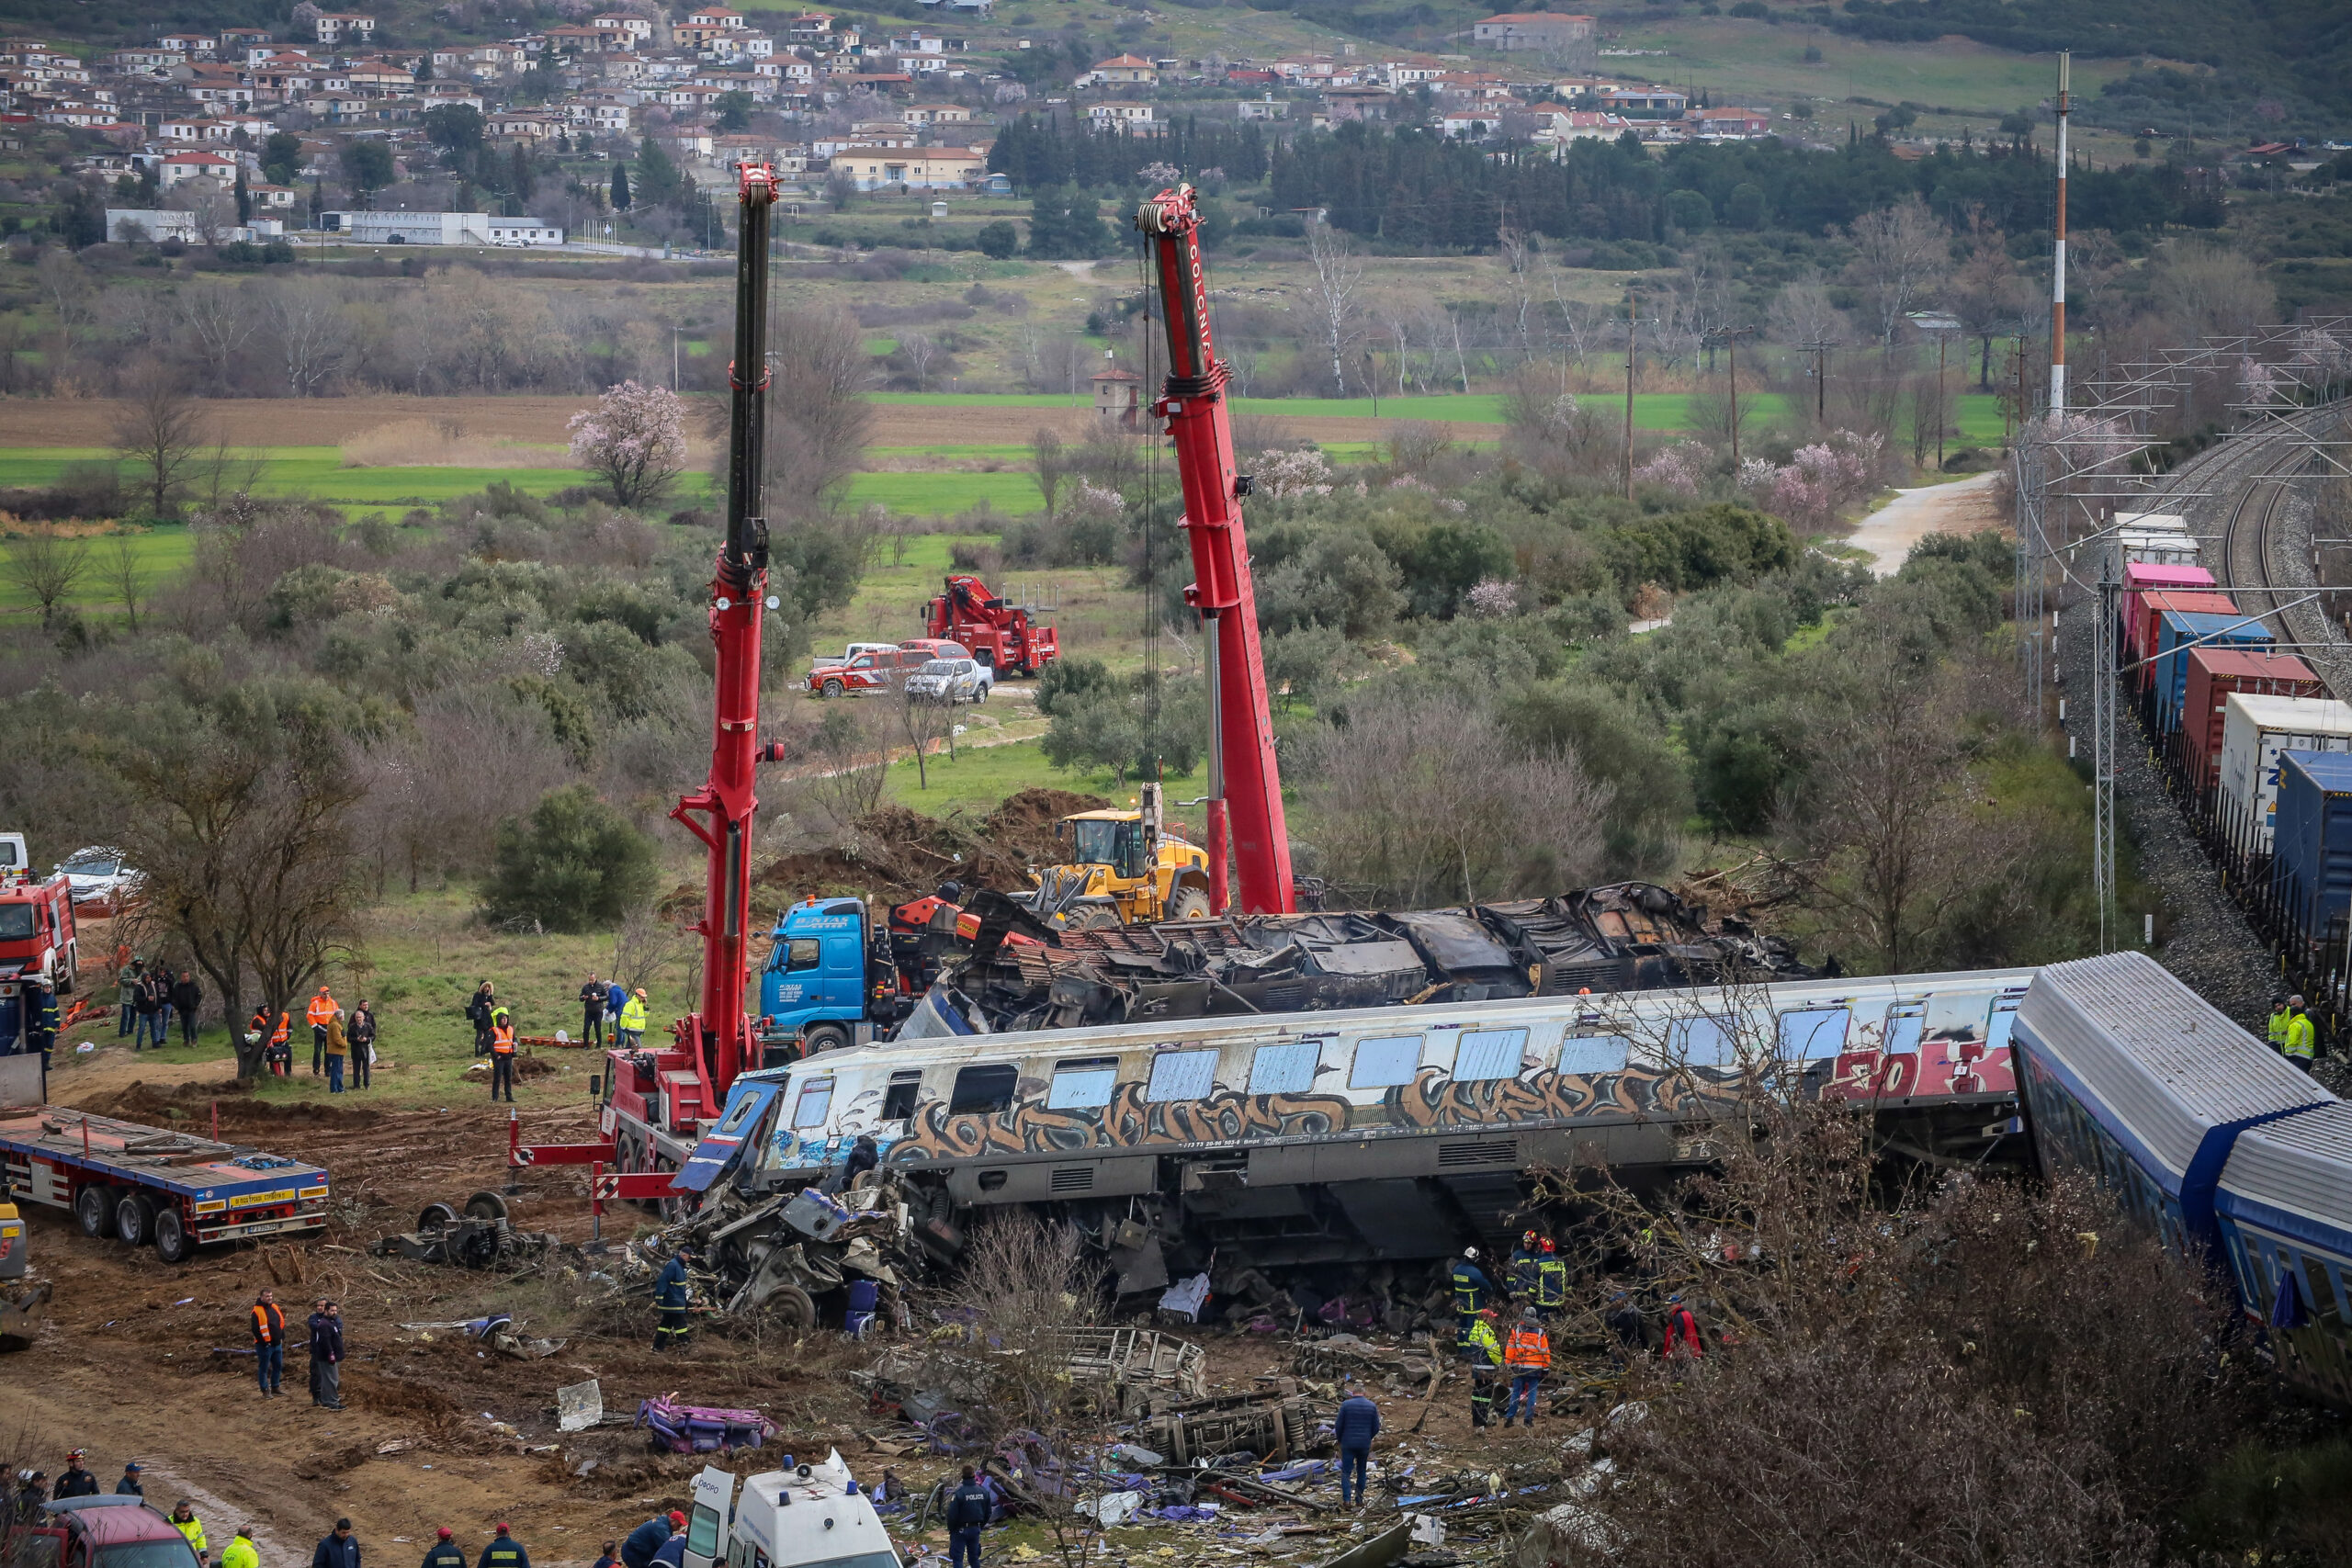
[1349,1034,1423,1089]
[1668,1016,1738,1068]
[1985,995,2023,1052]
[1777,1008,1849,1061]
[2303,1256,2345,1326]
[786,939,822,972]
[1558,1035,1631,1075]
[1046,1057,1121,1110]
[1883,1003,1926,1055]
[948,1064,1019,1117]
[790,1079,833,1129]
[1454,1028,1526,1081]
[881,1070,922,1122]
[1146,1049,1218,1101]
[1249,1041,1321,1096]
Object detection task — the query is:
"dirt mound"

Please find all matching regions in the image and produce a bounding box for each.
[731,787,1113,910]
[73,1079,387,1132]
[980,786,1112,861]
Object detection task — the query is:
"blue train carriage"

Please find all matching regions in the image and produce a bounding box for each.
[688,968,2036,1269]
[0,1106,330,1264]
[2215,1104,2352,1404]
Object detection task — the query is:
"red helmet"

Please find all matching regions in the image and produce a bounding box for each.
[1521,1229,1537,1247]
[1540,1238,1555,1255]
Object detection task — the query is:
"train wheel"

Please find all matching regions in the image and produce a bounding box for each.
[418,1201,461,1233]
[115,1193,156,1248]
[153,1207,193,1265]
[768,1284,816,1329]
[74,1186,116,1239]
[464,1190,510,1224]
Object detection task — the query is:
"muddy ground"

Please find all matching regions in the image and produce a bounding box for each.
[0,1051,1579,1568]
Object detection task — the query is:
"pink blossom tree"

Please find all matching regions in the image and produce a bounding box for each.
[568,380,688,511]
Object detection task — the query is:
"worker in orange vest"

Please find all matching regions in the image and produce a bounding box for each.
[489,1006,517,1103]
[268,1010,293,1077]
[305,986,337,1077]
[1501,1306,1551,1428]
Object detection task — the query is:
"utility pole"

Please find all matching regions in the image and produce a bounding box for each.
[1703,325,1757,466]
[2051,50,2070,417]
[1622,288,1636,500]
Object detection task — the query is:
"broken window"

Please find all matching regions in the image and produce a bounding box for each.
[2304,1254,2345,1326]
[791,1079,833,1129]
[1454,1028,1526,1081]
[881,1070,922,1122]
[1047,1056,1121,1110]
[1248,1040,1321,1095]
[1559,1034,1631,1075]
[948,1063,1019,1117]
[1146,1048,1218,1101]
[1349,1034,1422,1089]
[1777,1008,1850,1061]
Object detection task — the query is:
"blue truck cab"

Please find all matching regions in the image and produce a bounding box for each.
[760,896,877,1055]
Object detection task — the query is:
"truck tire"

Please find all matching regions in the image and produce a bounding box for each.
[75,1185,116,1239]
[653,1156,687,1223]
[153,1206,193,1265]
[768,1284,816,1329]
[803,1023,851,1055]
[115,1192,157,1247]
[1068,905,1121,931]
[464,1190,510,1224]
[1167,887,1213,921]
[821,678,844,698]
[418,1201,461,1232]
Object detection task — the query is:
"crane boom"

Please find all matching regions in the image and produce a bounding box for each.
[1136,185,1295,917]
[670,164,779,1114]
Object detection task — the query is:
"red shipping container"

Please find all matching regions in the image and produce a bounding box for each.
[2132,590,2241,688]
[2180,648,2324,793]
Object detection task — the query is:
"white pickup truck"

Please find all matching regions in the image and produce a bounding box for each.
[681,1452,901,1568]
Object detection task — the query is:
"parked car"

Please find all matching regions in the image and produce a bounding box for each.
[905,657,994,704]
[56,847,140,908]
[812,642,900,669]
[6,1496,206,1568]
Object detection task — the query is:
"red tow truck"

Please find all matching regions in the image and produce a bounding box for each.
[922,574,1059,677]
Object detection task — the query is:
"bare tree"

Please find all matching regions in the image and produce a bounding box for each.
[1845,194,1949,344]
[1497,227,1538,363]
[111,367,205,519]
[1031,427,1070,524]
[2,528,91,630]
[1766,276,1848,351]
[892,680,954,791]
[610,897,696,1003]
[268,276,352,397]
[2148,238,2273,344]
[766,304,873,516]
[33,250,96,378]
[1304,220,1365,397]
[105,534,152,632]
[800,702,890,829]
[177,280,260,389]
[898,330,939,392]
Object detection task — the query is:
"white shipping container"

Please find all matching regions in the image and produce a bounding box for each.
[2219,693,2352,848]
[2116,529,2200,567]
[2114,512,2188,532]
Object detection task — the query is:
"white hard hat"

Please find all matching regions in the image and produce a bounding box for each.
[1464,1246,1478,1261]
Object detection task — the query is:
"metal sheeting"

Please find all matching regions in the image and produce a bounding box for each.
[2016,951,2326,1178]
[2220,1102,2352,1250]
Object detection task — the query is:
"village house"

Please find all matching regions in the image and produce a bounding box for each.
[1087,53,1157,85]
[827,142,985,189]
[1470,12,1595,51]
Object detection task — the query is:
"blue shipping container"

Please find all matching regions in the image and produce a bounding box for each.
[2156,610,2274,732]
[2270,750,2352,941]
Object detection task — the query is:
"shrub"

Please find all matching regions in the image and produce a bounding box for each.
[975,220,1019,259]
[483,784,658,932]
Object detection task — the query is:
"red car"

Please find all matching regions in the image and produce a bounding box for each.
[804,640,970,698]
[8,1497,205,1568]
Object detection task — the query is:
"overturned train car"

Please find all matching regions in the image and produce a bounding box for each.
[694,966,2033,1290]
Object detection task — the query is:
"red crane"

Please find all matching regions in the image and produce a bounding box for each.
[1136,185,1295,917]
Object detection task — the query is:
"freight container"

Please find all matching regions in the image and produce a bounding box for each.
[2269,750,2352,942]
[2183,650,2325,795]
[2114,512,2189,531]
[2132,590,2241,682]
[2120,562,2217,673]
[2118,530,2200,567]
[2154,610,2273,729]
[2221,695,2352,851]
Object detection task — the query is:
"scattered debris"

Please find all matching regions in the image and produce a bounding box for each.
[556,1378,604,1433]
[372,1193,560,1269]
[636,1395,779,1455]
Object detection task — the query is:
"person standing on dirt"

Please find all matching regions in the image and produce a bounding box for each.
[113,1461,143,1497]
[350,1001,376,1089]
[117,960,143,1041]
[311,1517,360,1568]
[467,982,496,1056]
[1332,1382,1379,1506]
[476,1523,527,1568]
[1501,1306,1551,1429]
[170,1500,209,1566]
[145,967,174,1049]
[653,1247,693,1351]
[28,977,57,1094]
[421,1527,469,1568]
[944,1466,990,1568]
[580,973,607,1049]
[308,1298,345,1409]
[1462,1309,1503,1430]
[134,966,165,1051]
[54,1450,97,1499]
[306,986,337,1076]
[489,1007,517,1102]
[252,1287,288,1398]
[222,1527,259,1568]
[267,1010,294,1077]
[173,972,202,1048]
[620,1514,680,1568]
[323,1011,349,1095]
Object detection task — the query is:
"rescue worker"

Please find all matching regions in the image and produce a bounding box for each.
[308,1298,345,1409]
[489,1007,517,1103]
[421,1528,469,1568]
[114,1461,143,1496]
[54,1450,97,1499]
[647,1537,685,1568]
[171,1500,209,1567]
[28,978,57,1094]
[117,961,142,1040]
[477,1523,528,1568]
[2285,996,2317,1074]
[311,1517,359,1568]
[1501,1306,1552,1428]
[306,985,336,1076]
[620,1514,681,1568]
[1463,1308,1504,1429]
[252,1287,287,1398]
[1332,1382,1380,1506]
[844,1274,879,1339]
[14,1473,48,1526]
[653,1247,693,1351]
[1534,1238,1568,1320]
[944,1465,991,1568]
[267,1010,293,1077]
[1507,1230,1542,1303]
[619,988,648,1049]
[2268,994,2293,1055]
[580,973,607,1049]
[467,982,496,1056]
[592,1544,619,1568]
[222,1527,260,1568]
[1448,1246,1494,1340]
[1661,1293,1705,1361]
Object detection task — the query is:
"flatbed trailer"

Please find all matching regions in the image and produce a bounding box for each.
[0,1106,329,1264]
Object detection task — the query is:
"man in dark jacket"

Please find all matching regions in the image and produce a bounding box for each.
[653,1249,693,1351]
[313,1519,360,1568]
[28,978,56,1092]
[620,1513,680,1568]
[349,1002,375,1089]
[944,1466,991,1568]
[647,1538,685,1568]
[591,1545,618,1568]
[114,1461,143,1497]
[467,983,495,1056]
[54,1450,98,1499]
[1605,1290,1646,1367]
[13,1474,48,1525]
[421,1528,468,1568]
[172,973,202,1047]
[308,1298,345,1409]
[477,1524,528,1568]
[1332,1384,1380,1506]
[580,974,607,1049]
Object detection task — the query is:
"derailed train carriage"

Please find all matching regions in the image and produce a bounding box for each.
[689,967,2037,1292]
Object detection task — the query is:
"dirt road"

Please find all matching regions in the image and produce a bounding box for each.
[1843,469,2007,576]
